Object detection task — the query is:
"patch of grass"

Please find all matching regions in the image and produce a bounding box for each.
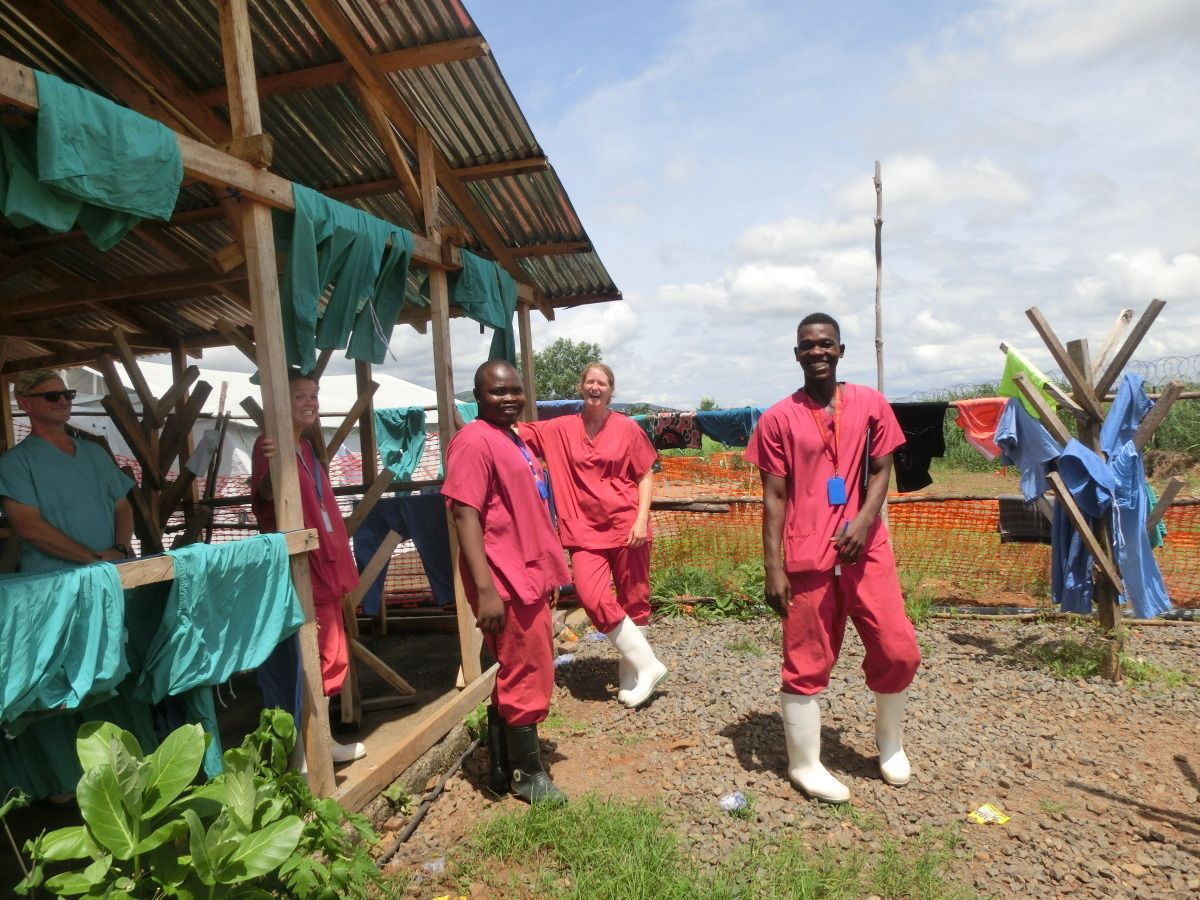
[725,638,766,658]
[542,705,591,734]
[1021,637,1193,688]
[1039,798,1065,814]
[728,791,756,821]
[1120,654,1194,689]
[381,780,413,813]
[829,804,884,831]
[899,569,936,626]
[613,732,647,746]
[449,796,969,899]
[650,558,771,622]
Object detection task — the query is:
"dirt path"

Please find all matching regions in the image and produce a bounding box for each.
[384,616,1200,898]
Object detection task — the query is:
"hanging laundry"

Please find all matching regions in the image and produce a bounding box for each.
[994,398,1062,502]
[998,348,1058,419]
[953,397,1007,461]
[889,402,948,493]
[352,493,455,616]
[643,411,702,450]
[446,250,518,364]
[1051,440,1115,615]
[1145,483,1167,549]
[374,406,427,482]
[1109,443,1172,619]
[695,407,764,447]
[1100,373,1153,455]
[536,399,584,420]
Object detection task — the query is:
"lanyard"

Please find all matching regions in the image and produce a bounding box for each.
[806,385,842,475]
[506,429,550,504]
[295,442,323,502]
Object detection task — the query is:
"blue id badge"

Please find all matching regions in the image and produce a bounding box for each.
[827,475,847,506]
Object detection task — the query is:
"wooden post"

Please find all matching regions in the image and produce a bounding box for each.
[429,266,483,684]
[218,0,334,794]
[1066,338,1122,681]
[872,161,884,395]
[0,372,14,453]
[355,360,378,483]
[169,342,200,503]
[517,302,537,422]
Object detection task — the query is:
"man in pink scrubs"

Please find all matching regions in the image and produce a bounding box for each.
[444,360,569,804]
[745,313,920,803]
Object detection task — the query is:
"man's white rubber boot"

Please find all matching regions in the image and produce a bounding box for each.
[607,618,667,708]
[325,697,366,764]
[875,690,910,786]
[616,625,648,697]
[780,692,850,803]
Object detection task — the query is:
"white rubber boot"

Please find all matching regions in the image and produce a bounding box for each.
[607,618,667,708]
[875,690,910,786]
[616,625,648,696]
[779,693,850,803]
[289,729,308,774]
[325,697,366,764]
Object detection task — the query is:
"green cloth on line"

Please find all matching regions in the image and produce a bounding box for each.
[1145,483,1167,549]
[446,250,518,363]
[0,564,127,729]
[998,348,1058,420]
[276,183,414,372]
[375,406,427,482]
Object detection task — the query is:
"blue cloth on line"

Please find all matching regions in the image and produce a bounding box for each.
[994,398,1062,502]
[1051,440,1114,615]
[536,400,583,420]
[695,408,764,447]
[1110,442,1172,619]
[1100,373,1152,456]
[352,494,454,615]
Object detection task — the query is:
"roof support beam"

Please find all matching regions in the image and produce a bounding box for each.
[194,36,489,107]
[454,156,549,182]
[510,241,592,257]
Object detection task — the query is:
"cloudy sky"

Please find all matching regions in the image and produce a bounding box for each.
[435,0,1198,408]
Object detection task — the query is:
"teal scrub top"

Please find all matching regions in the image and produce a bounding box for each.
[0,435,134,574]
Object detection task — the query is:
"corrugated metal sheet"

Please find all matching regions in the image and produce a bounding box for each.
[1,0,619,368]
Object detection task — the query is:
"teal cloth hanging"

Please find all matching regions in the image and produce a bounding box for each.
[0,564,127,729]
[446,250,518,364]
[276,184,414,373]
[374,406,428,482]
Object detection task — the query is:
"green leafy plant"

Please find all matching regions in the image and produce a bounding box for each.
[17,710,385,898]
[464,701,488,741]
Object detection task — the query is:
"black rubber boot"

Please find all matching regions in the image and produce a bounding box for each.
[486,705,510,794]
[505,723,567,805]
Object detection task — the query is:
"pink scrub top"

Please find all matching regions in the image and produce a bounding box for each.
[519,413,658,550]
[251,435,359,599]
[744,383,904,575]
[443,420,569,606]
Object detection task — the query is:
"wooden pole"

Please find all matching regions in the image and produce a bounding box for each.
[517,302,537,422]
[355,360,378,482]
[873,161,884,395]
[217,0,334,794]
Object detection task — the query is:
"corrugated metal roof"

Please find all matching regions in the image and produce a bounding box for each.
[0,0,620,370]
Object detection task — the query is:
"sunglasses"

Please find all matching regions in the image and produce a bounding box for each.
[22,389,77,402]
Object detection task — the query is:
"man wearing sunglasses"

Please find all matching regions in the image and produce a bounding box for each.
[0,368,135,574]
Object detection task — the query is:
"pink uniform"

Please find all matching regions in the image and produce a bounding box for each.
[745,384,920,695]
[251,436,358,696]
[519,414,658,633]
[443,420,570,725]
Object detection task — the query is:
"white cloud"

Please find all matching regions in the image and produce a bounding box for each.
[835,155,1033,218]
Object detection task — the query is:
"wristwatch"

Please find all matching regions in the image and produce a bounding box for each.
[112,543,133,559]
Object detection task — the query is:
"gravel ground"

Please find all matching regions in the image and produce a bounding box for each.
[384,615,1200,898]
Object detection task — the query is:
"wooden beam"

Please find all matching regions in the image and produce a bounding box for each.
[239,396,266,431]
[510,241,592,257]
[1012,372,1071,446]
[326,381,378,458]
[1024,308,1104,421]
[417,126,438,237]
[195,36,489,106]
[1095,299,1167,400]
[348,530,402,608]
[213,317,259,366]
[218,0,334,795]
[157,381,213,474]
[0,324,168,350]
[517,303,536,422]
[1046,472,1125,594]
[1131,381,1185,453]
[455,156,549,182]
[1146,477,1184,535]
[349,74,423,218]
[355,360,378,483]
[109,328,163,428]
[1,267,248,317]
[155,364,200,424]
[1092,308,1135,378]
[350,640,416,696]
[119,527,318,588]
[343,468,396,537]
[311,348,334,380]
[330,665,498,812]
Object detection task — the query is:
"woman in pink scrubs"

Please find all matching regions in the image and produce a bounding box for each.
[519,364,668,708]
[252,369,366,764]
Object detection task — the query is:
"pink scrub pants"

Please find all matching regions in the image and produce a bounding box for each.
[313,588,349,697]
[780,540,920,696]
[477,595,554,727]
[569,544,652,634]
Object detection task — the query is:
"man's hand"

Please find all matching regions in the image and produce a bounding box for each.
[475,587,506,634]
[832,517,870,564]
[764,566,791,617]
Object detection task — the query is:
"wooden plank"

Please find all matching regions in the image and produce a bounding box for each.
[1095,299,1167,400]
[350,75,424,220]
[355,361,378,482]
[510,241,592,257]
[1092,308,1135,377]
[312,348,335,380]
[326,381,378,458]
[0,324,168,350]
[1046,473,1125,594]
[121,465,164,554]
[240,396,266,431]
[118,528,319,588]
[343,468,396,537]
[108,328,163,427]
[170,504,211,550]
[157,469,197,527]
[428,269,458,459]
[350,639,417,695]
[417,126,438,237]
[331,664,498,812]
[98,389,164,490]
[348,530,403,607]
[1011,372,1071,446]
[3,267,249,317]
[218,0,333,796]
[1131,381,1184,453]
[359,695,423,713]
[155,364,200,423]
[1146,478,1184,535]
[1024,308,1104,421]
[455,156,549,182]
[0,373,13,453]
[213,316,259,365]
[517,303,537,422]
[1042,381,1083,417]
[195,36,489,106]
[157,381,213,473]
